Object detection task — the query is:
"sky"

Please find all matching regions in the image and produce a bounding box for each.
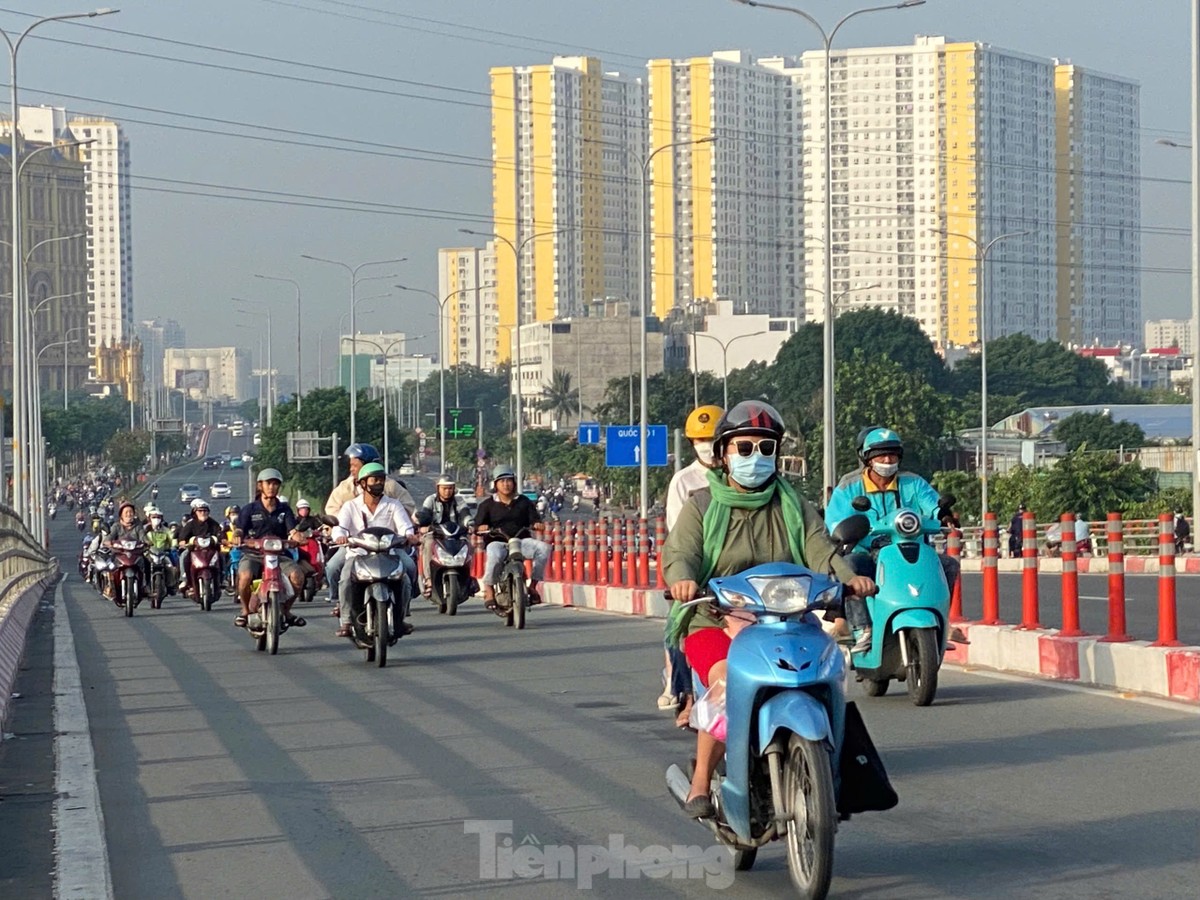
[1,0,1193,388]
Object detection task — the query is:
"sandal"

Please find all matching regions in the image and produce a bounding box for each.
[285,614,307,627]
[484,600,498,611]
[234,615,248,628]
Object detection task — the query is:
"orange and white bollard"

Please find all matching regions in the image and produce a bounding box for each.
[654,516,667,590]
[1059,512,1083,637]
[947,527,964,622]
[1020,511,1041,628]
[562,524,576,584]
[611,520,624,586]
[585,520,598,584]
[547,522,561,580]
[1101,512,1132,642]
[637,518,650,588]
[1153,512,1183,647]
[625,518,638,587]
[597,518,610,586]
[575,522,588,583]
[982,512,1001,624]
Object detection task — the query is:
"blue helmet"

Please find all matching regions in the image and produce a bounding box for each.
[344,443,380,463]
[859,427,903,464]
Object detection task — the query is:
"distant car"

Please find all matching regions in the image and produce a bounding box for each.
[241,452,254,462]
[252,433,261,446]
[202,457,220,470]
[210,482,232,499]
[229,458,244,470]
[219,451,232,462]
[398,463,416,476]
[180,483,201,504]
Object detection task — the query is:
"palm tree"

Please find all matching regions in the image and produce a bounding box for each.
[537,368,580,429]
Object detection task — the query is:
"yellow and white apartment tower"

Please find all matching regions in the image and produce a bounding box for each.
[799,36,1059,347]
[437,244,499,371]
[489,57,645,365]
[1054,64,1141,347]
[646,51,802,320]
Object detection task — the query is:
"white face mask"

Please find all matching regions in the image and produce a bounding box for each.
[693,440,715,466]
[871,461,899,479]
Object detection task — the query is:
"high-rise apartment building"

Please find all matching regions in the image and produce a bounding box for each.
[164,347,249,402]
[799,36,1059,346]
[1,106,133,378]
[489,56,645,361]
[646,51,802,320]
[1054,64,1140,347]
[437,244,499,371]
[1145,319,1193,353]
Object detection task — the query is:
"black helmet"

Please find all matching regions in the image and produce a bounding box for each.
[859,427,904,463]
[344,443,380,463]
[713,401,786,460]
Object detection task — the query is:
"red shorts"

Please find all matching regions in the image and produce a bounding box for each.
[683,627,731,688]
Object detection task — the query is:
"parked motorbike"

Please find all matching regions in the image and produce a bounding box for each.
[843,495,953,706]
[187,535,223,611]
[111,539,148,618]
[241,536,295,654]
[342,525,408,667]
[424,520,472,616]
[665,514,897,899]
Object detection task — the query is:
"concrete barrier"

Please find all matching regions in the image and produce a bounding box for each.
[545,580,1200,705]
[959,555,1200,575]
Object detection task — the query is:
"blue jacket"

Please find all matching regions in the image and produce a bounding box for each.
[825,469,941,554]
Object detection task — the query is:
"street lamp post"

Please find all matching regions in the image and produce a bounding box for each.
[693,331,770,408]
[460,228,563,490]
[732,0,924,499]
[933,228,1029,523]
[2,7,117,526]
[58,325,85,410]
[254,274,302,412]
[301,254,406,443]
[234,301,273,427]
[355,336,405,471]
[397,282,495,471]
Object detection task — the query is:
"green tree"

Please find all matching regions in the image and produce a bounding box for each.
[105,429,151,479]
[536,368,580,428]
[1052,411,1146,452]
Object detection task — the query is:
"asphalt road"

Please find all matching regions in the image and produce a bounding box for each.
[1,442,1197,898]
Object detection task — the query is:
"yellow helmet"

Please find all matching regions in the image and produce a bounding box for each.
[685,405,723,440]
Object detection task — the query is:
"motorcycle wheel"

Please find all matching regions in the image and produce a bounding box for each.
[199,575,214,612]
[372,597,388,668]
[151,573,164,609]
[862,678,889,697]
[905,628,939,707]
[445,572,460,617]
[302,579,314,603]
[266,592,281,656]
[783,734,835,900]
[730,847,757,872]
[124,578,136,618]
[433,574,447,614]
[512,576,527,631]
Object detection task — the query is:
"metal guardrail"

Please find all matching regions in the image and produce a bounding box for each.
[957,518,1169,558]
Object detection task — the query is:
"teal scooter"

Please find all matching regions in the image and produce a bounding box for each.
[846,496,952,706]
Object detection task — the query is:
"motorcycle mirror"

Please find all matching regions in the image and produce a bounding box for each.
[831,513,871,546]
[851,496,872,513]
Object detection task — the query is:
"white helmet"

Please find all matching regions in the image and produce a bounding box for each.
[296,497,311,511]
[145,505,163,518]
[191,498,210,511]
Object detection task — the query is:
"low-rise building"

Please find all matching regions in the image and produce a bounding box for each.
[664,299,797,380]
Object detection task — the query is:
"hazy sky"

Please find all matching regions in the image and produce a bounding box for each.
[2,0,1192,385]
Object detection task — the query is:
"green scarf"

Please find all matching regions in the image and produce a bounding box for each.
[666,470,808,648]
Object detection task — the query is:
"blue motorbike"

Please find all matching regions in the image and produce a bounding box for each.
[665,515,893,898]
[846,496,952,706]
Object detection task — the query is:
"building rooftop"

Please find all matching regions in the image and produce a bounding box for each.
[995,404,1192,441]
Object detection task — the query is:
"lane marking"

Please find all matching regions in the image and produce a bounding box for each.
[53,583,114,900]
[946,663,1200,714]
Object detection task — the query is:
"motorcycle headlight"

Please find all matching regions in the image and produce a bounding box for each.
[747,575,813,613]
[195,537,212,548]
[434,544,469,566]
[120,540,139,551]
[895,511,921,537]
[261,537,284,553]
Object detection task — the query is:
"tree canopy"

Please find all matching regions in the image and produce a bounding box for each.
[1052,411,1146,452]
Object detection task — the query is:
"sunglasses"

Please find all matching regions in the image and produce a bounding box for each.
[731,438,777,458]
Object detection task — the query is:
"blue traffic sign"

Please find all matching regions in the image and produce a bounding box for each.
[577,422,602,445]
[605,425,668,468]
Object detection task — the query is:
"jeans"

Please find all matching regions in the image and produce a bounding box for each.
[482,539,549,586]
[325,546,347,601]
[338,550,416,628]
[843,551,961,631]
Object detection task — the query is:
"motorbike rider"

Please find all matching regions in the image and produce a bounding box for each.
[177,499,225,598]
[1175,509,1191,554]
[151,482,159,500]
[1009,504,1027,557]
[662,404,724,722]
[144,506,180,595]
[232,468,307,630]
[476,464,549,608]
[331,461,418,638]
[415,474,475,598]
[294,498,318,531]
[1074,512,1092,554]
[824,427,960,653]
[323,443,416,609]
[662,400,875,819]
[103,500,149,601]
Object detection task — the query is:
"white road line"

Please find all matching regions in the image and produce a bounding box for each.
[947,663,1200,714]
[53,583,114,900]
[1078,594,1136,602]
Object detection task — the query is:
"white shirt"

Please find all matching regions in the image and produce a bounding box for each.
[333,494,415,551]
[666,460,713,531]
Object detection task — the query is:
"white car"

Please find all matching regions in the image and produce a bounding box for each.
[398,463,416,476]
[179,483,201,504]
[241,452,254,462]
[252,433,262,446]
[210,482,232,499]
